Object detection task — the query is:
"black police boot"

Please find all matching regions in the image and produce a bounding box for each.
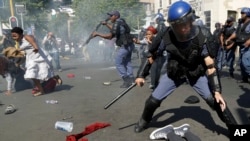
[128,77,135,84]
[134,96,161,133]
[120,76,130,88]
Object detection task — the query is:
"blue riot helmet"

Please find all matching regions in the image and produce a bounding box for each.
[241,7,250,17]
[193,19,204,26]
[167,0,199,42]
[155,13,165,24]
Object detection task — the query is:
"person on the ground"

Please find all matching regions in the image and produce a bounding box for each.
[11,27,62,96]
[134,0,237,134]
[149,124,201,141]
[92,10,135,88]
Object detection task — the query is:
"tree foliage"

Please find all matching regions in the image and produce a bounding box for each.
[71,0,146,40]
[0,0,146,41]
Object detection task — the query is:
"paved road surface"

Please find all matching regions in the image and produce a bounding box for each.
[0,55,249,141]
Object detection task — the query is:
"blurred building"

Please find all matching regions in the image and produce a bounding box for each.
[139,0,250,32]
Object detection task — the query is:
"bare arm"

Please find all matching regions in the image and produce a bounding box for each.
[105,23,113,30]
[92,32,113,40]
[226,32,236,42]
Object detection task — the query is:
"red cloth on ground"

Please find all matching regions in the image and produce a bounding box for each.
[66,122,111,141]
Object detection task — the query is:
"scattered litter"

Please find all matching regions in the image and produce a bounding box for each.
[84,76,91,80]
[67,73,75,78]
[45,100,58,104]
[103,81,111,86]
[55,121,73,132]
[63,116,73,120]
[5,104,17,115]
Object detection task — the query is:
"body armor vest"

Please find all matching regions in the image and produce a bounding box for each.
[164,27,208,79]
[236,20,250,44]
[223,26,235,39]
[114,19,133,46]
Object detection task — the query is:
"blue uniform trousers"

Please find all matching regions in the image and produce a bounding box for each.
[115,44,134,78]
[152,73,212,101]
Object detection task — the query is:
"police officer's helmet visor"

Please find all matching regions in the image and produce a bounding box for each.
[168,11,194,25]
[169,12,199,42]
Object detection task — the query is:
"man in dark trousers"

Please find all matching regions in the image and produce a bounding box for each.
[134,0,237,134]
[220,17,237,78]
[92,10,135,88]
[147,13,168,90]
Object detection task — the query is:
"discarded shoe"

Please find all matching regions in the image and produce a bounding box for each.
[149,124,174,139]
[174,123,190,137]
[5,104,17,115]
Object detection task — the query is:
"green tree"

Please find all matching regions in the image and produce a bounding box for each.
[71,0,145,40]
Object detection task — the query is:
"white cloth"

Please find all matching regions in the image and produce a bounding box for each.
[19,37,54,81]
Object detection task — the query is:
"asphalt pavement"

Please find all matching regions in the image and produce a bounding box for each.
[0,54,250,141]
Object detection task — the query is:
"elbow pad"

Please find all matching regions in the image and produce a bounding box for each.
[207,69,222,94]
[136,59,151,78]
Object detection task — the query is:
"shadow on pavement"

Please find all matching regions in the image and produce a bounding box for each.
[237,85,250,108]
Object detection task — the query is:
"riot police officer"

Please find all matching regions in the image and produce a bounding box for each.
[226,7,250,83]
[220,17,237,78]
[92,11,135,88]
[134,0,237,133]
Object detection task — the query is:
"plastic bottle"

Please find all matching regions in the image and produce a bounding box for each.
[46,100,58,104]
[84,76,91,80]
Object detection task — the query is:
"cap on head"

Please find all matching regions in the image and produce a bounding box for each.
[107,10,120,18]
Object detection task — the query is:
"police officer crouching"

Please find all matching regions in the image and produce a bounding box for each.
[134,0,237,133]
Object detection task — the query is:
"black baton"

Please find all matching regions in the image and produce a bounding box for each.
[104,83,137,109]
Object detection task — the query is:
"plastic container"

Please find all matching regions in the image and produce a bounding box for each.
[55,121,73,132]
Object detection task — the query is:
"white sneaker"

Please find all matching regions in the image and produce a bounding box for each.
[174,123,190,137]
[149,124,174,140]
